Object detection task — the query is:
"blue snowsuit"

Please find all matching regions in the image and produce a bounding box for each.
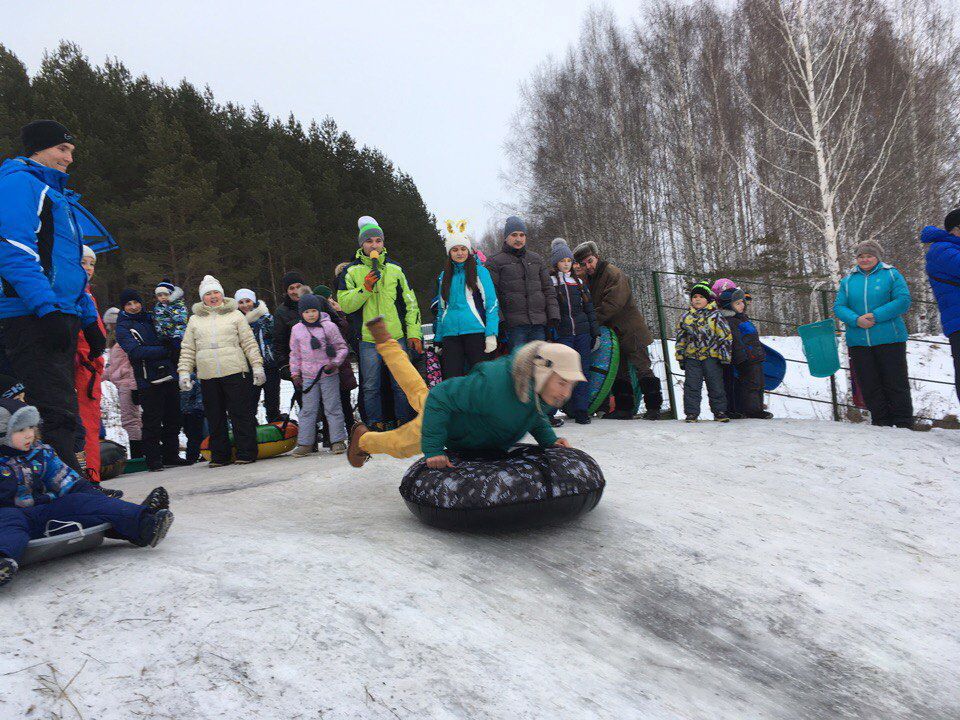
[0,443,148,562]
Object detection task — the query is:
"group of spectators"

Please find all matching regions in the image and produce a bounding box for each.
[2,117,960,487]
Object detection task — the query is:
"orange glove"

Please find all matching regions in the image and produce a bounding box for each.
[408,337,423,354]
[363,272,380,292]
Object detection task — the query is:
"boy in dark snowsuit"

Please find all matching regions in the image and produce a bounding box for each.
[675,282,732,422]
[0,398,173,588]
[718,288,772,419]
[549,238,599,425]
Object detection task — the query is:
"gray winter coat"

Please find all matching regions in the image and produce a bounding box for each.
[486,243,560,329]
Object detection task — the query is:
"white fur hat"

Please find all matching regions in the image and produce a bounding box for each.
[198,275,224,298]
[443,219,473,255]
[234,288,257,304]
[82,245,96,260]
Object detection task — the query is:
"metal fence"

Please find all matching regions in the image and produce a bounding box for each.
[639,269,955,426]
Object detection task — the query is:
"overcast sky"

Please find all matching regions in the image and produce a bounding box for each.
[6,0,640,239]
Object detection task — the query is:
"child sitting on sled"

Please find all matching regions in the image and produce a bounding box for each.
[718,288,772,419]
[347,316,583,469]
[0,398,174,588]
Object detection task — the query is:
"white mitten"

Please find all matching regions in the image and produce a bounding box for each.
[485,335,498,354]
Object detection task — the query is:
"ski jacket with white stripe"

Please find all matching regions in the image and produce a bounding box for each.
[0,157,97,323]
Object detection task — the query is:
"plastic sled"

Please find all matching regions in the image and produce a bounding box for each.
[200,421,298,461]
[797,319,840,378]
[20,521,112,567]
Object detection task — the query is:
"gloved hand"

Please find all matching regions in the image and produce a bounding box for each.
[677,359,686,371]
[252,368,266,386]
[363,271,381,292]
[433,342,442,356]
[484,335,498,354]
[292,374,303,388]
[591,335,601,352]
[323,364,338,375]
[82,322,107,359]
[547,318,560,331]
[408,337,423,354]
[39,311,74,353]
[178,374,194,392]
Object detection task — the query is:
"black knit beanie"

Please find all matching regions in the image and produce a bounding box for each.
[21,120,75,156]
[945,207,960,233]
[281,271,307,290]
[690,281,714,301]
[119,288,143,307]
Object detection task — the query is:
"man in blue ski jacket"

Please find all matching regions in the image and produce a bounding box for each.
[922,207,960,402]
[0,121,106,473]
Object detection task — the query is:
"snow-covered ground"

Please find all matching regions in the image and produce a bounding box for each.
[651,335,958,423]
[2,419,957,719]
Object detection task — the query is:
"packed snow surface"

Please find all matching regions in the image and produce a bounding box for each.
[1,419,957,719]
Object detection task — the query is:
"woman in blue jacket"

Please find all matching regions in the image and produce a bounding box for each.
[833,240,913,428]
[433,223,499,379]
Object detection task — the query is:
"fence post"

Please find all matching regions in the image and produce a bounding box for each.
[819,289,841,422]
[652,271,678,419]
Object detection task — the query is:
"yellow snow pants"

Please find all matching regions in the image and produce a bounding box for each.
[358,338,429,458]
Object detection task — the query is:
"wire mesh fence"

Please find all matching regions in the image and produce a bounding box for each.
[615,266,956,427]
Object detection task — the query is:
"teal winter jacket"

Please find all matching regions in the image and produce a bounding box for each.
[833,263,911,347]
[433,261,499,342]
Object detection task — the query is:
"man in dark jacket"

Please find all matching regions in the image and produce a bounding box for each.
[115,290,181,471]
[573,241,664,419]
[0,121,107,472]
[486,216,560,350]
[922,207,960,402]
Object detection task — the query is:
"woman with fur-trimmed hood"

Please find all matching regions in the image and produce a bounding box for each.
[347,315,585,469]
[234,289,281,422]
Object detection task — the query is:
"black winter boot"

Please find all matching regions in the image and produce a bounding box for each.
[129,439,143,459]
[97,485,125,499]
[0,557,18,587]
[640,376,664,420]
[137,509,174,548]
[142,487,170,512]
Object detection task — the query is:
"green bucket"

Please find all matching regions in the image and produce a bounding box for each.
[797,319,840,378]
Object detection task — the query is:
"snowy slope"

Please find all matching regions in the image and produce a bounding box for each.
[1,420,957,719]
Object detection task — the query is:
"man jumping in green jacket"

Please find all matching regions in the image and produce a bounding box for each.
[347,316,584,469]
[337,215,423,427]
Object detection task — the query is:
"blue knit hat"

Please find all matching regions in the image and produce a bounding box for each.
[503,215,527,239]
[718,287,745,309]
[550,238,574,268]
[298,293,322,314]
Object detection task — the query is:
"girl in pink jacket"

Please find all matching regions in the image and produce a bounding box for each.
[104,335,143,458]
[289,294,350,456]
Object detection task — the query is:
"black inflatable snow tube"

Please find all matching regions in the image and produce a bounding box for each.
[399,444,605,531]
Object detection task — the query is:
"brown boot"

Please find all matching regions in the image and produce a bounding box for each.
[347,422,371,468]
[365,315,392,345]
